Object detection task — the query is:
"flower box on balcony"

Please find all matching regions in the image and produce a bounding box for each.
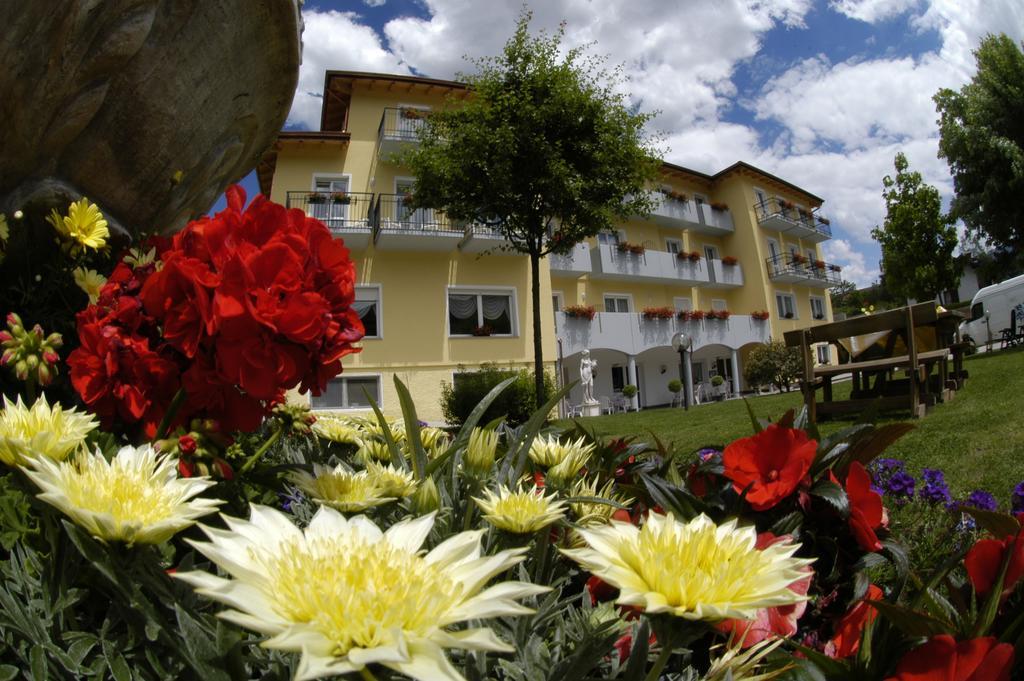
[660,189,688,202]
[402,193,416,206]
[706,310,731,320]
[401,108,427,120]
[710,201,729,212]
[642,306,675,320]
[817,216,831,226]
[813,259,826,270]
[828,263,842,273]
[779,199,796,211]
[721,255,739,266]
[563,304,595,320]
[617,241,645,255]
[678,309,705,321]
[677,250,701,263]
[471,325,493,336]
[791,254,808,265]
[330,192,351,205]
[751,311,770,321]
[307,192,326,204]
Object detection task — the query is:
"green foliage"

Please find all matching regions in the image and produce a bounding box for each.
[403,9,660,408]
[620,385,637,398]
[743,340,802,393]
[440,363,554,427]
[667,379,682,395]
[935,34,1024,252]
[871,152,959,301]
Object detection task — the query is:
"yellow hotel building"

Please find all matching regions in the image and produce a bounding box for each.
[259,71,837,423]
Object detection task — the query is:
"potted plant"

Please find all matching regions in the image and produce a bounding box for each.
[620,385,637,409]
[307,192,326,204]
[471,325,493,336]
[676,250,701,263]
[721,255,738,266]
[751,310,770,321]
[779,199,795,211]
[706,309,731,320]
[402,193,416,206]
[642,306,674,320]
[617,241,645,255]
[710,375,726,400]
[710,201,728,212]
[330,192,351,205]
[829,263,842,273]
[791,253,808,265]
[563,304,596,320]
[813,259,826,270]
[660,189,688,202]
[688,309,706,321]
[667,378,682,399]
[401,108,426,120]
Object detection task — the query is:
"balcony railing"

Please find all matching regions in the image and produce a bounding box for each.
[753,198,832,242]
[374,194,462,234]
[377,107,427,160]
[765,253,841,287]
[287,191,374,230]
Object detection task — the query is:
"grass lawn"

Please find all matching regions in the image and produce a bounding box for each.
[559,346,1024,503]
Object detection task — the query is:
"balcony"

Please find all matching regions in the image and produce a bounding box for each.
[589,244,710,285]
[754,199,832,242]
[766,253,841,288]
[548,243,592,276]
[287,191,374,250]
[556,312,770,356]
[706,258,744,288]
[377,107,427,161]
[645,193,735,236]
[459,224,517,256]
[373,194,463,251]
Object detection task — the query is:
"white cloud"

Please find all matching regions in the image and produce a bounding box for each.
[287,10,409,128]
[829,0,920,23]
[364,0,386,5]
[823,238,880,287]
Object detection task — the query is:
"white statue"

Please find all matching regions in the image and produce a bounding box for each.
[580,349,598,404]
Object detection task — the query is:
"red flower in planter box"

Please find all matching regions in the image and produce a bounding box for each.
[675,250,702,263]
[642,306,675,320]
[472,325,493,336]
[965,518,1024,603]
[563,304,596,320]
[884,635,1014,681]
[828,584,883,658]
[722,424,817,511]
[791,253,808,265]
[721,255,739,266]
[846,461,885,552]
[706,310,731,320]
[751,311,770,321]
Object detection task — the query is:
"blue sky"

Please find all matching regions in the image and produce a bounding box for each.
[219,0,1023,287]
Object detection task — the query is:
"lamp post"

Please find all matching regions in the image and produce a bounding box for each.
[671,332,693,411]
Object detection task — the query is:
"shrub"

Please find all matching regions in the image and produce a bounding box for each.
[710,375,725,387]
[621,385,637,398]
[440,363,554,427]
[667,378,682,394]
[743,340,802,392]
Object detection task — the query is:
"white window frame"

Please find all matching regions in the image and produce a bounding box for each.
[673,296,692,312]
[309,373,383,411]
[665,238,683,254]
[354,284,382,339]
[693,192,708,205]
[598,229,626,246]
[552,290,564,312]
[711,298,728,312]
[603,293,633,313]
[809,295,826,321]
[815,344,831,365]
[311,172,351,192]
[703,243,720,261]
[446,285,518,337]
[776,292,797,319]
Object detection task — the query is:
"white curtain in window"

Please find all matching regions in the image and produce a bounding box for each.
[352,300,375,316]
[481,295,509,321]
[449,294,477,319]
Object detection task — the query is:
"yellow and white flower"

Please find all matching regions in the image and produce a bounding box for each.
[464,427,500,475]
[562,513,812,622]
[0,394,98,466]
[291,463,393,512]
[569,478,633,526]
[528,434,594,468]
[420,426,451,451]
[47,198,109,251]
[365,460,418,498]
[22,444,221,545]
[355,438,393,463]
[474,484,567,534]
[72,267,107,304]
[311,416,363,444]
[175,506,548,681]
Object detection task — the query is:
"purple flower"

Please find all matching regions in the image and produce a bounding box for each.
[885,471,916,503]
[868,457,906,494]
[1012,481,1024,514]
[919,468,951,505]
[696,448,721,463]
[964,489,998,512]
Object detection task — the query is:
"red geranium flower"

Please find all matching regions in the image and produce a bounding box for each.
[885,635,1014,681]
[827,584,883,658]
[716,532,814,647]
[722,424,817,511]
[846,461,885,552]
[965,522,1024,603]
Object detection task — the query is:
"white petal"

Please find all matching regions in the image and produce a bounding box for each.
[430,627,514,653]
[385,640,465,681]
[424,530,483,568]
[384,512,435,553]
[295,648,357,681]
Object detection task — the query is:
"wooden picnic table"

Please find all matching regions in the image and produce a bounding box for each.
[782,303,968,420]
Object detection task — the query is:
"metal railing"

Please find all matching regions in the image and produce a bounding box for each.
[765,252,842,285]
[377,107,428,144]
[374,194,463,234]
[286,191,374,231]
[753,198,832,238]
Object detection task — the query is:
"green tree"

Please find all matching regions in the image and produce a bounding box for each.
[871,153,959,301]
[403,12,659,408]
[743,340,802,393]
[934,34,1024,251]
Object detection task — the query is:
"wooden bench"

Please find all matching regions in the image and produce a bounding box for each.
[783,303,964,421]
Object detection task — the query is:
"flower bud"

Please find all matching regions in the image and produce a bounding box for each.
[36,363,52,385]
[465,427,499,477]
[213,458,234,480]
[14,359,28,379]
[178,434,198,456]
[6,313,22,332]
[411,476,441,514]
[0,332,11,343]
[25,354,39,369]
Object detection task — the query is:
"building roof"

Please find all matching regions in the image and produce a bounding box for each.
[661,160,824,205]
[320,70,468,131]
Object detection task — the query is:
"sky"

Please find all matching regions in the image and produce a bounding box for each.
[229,0,1024,288]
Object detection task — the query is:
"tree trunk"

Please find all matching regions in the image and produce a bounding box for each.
[530,249,545,410]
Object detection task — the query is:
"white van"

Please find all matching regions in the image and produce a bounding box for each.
[958,273,1024,346]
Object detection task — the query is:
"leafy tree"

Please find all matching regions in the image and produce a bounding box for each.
[871,152,959,301]
[404,12,659,408]
[935,34,1024,251]
[743,340,802,393]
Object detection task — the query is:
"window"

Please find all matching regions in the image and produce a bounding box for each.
[551,291,563,312]
[311,375,381,410]
[704,244,719,261]
[310,174,350,225]
[809,296,826,321]
[691,362,705,384]
[711,298,728,312]
[354,286,381,338]
[673,297,692,312]
[611,365,625,393]
[714,358,733,382]
[816,345,831,365]
[604,295,631,313]
[776,293,797,319]
[448,289,515,336]
[971,302,984,321]
[665,238,682,254]
[598,229,624,246]
[395,177,433,228]
[754,188,769,217]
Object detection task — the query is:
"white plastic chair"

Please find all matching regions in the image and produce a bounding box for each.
[598,396,611,414]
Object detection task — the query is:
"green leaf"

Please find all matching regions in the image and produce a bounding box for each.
[108,653,131,681]
[29,645,47,681]
[868,600,953,637]
[961,507,1020,539]
[810,479,850,518]
[393,376,429,479]
[842,423,915,470]
[0,665,19,681]
[366,392,409,471]
[881,540,910,582]
[742,397,763,433]
[771,511,804,536]
[621,619,650,681]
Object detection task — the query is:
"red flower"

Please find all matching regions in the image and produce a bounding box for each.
[722,424,817,511]
[885,635,1014,681]
[846,461,885,552]
[586,575,617,605]
[177,434,198,455]
[717,532,814,647]
[827,584,883,658]
[965,523,1024,603]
